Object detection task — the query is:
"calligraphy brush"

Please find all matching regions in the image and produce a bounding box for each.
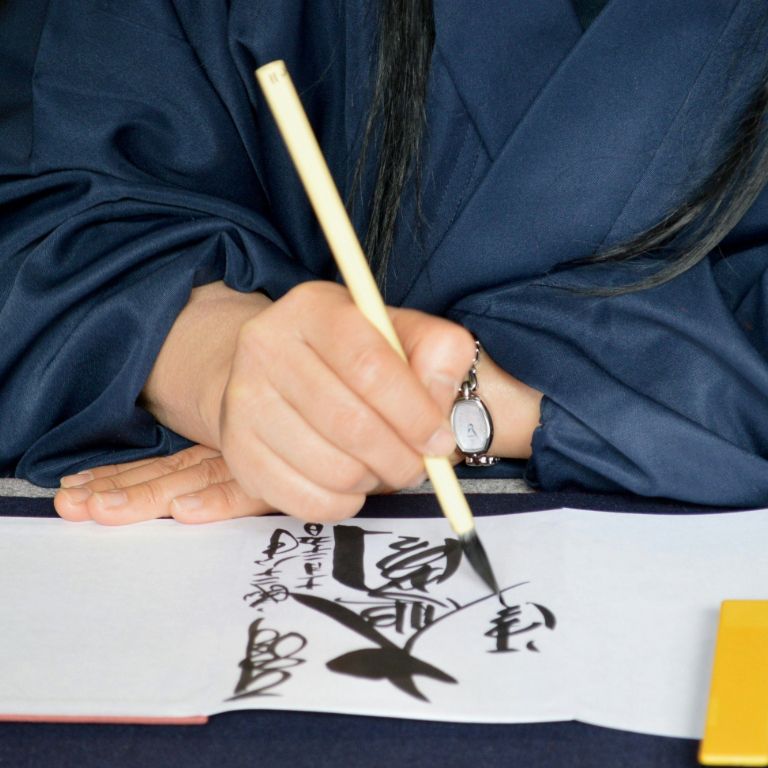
[255,60,500,595]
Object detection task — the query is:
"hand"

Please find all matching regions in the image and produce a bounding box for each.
[55,445,272,524]
[54,280,542,526]
[56,280,475,525]
[214,281,474,522]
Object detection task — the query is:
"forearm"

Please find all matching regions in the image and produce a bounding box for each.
[472,351,543,460]
[140,281,272,448]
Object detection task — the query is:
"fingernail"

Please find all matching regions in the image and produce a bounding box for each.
[172,495,203,513]
[425,425,456,457]
[94,490,127,509]
[60,471,94,488]
[61,487,92,504]
[409,472,429,488]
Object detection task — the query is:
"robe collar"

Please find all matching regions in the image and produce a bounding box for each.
[391,0,762,312]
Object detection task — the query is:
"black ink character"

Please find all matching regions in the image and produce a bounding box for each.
[331,525,388,591]
[292,593,456,702]
[374,535,462,594]
[260,528,302,561]
[295,559,326,591]
[229,618,307,700]
[485,601,557,653]
[243,582,290,609]
[333,526,461,596]
[334,598,440,633]
[257,524,328,563]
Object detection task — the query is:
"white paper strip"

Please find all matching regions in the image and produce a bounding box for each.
[0,508,765,737]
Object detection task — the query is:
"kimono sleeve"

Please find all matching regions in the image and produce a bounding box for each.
[0,2,315,485]
[449,197,768,507]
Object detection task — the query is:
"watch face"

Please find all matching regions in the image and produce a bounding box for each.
[451,396,492,454]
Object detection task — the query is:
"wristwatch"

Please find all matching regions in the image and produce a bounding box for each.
[450,338,501,466]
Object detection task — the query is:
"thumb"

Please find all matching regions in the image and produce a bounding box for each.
[388,307,475,414]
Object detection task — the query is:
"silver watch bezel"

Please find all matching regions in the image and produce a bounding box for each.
[451,394,494,455]
[451,336,502,467]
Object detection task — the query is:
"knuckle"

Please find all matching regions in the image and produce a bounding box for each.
[156,453,185,474]
[331,406,375,450]
[326,459,372,494]
[285,280,329,311]
[198,457,228,487]
[214,480,241,510]
[286,281,312,302]
[141,480,165,510]
[413,324,475,385]
[348,346,391,395]
[90,476,121,493]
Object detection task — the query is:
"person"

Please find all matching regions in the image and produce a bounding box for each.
[1,0,767,525]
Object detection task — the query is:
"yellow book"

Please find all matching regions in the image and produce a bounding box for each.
[700,600,768,766]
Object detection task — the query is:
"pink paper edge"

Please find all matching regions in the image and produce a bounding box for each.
[0,714,208,725]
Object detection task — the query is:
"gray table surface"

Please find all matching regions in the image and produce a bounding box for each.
[0,477,532,498]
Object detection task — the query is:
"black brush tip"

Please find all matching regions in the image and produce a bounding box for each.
[459,530,499,594]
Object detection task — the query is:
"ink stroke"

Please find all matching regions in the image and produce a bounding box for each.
[229,520,557,705]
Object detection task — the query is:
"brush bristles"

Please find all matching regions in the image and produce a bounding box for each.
[459,531,499,594]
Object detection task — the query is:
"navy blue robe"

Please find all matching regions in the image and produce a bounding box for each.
[1,0,767,506]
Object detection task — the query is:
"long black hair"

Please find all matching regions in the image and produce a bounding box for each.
[355,0,435,288]
[359,2,768,295]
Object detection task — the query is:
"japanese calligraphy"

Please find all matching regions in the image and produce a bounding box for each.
[231,520,556,703]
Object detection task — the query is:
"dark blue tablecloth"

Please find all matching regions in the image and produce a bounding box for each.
[0,490,712,768]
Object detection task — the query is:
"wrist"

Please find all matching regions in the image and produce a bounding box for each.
[461,349,543,460]
[141,282,272,448]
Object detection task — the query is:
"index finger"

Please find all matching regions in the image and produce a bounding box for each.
[300,295,457,457]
